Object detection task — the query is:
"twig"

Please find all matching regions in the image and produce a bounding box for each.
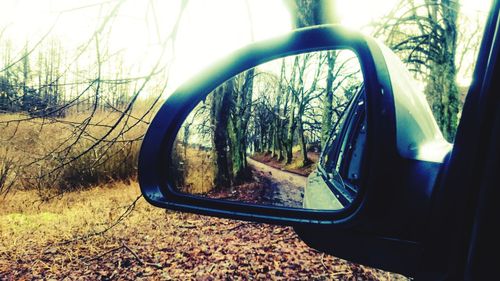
[270,235,297,244]
[177,224,197,229]
[83,241,154,268]
[320,253,328,270]
[121,241,144,265]
[50,195,142,247]
[225,222,258,231]
[84,245,124,264]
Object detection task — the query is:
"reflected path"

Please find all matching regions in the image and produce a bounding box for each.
[247,158,305,208]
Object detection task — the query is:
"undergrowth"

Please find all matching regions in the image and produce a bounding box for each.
[0,112,144,197]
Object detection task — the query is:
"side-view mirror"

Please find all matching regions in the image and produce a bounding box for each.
[138,25,451,275]
[171,48,364,211]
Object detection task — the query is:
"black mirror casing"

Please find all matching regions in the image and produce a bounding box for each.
[139,25,447,276]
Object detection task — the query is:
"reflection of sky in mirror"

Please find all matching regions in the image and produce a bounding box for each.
[256,50,362,97]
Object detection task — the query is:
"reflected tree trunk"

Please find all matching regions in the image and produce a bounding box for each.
[229,69,254,181]
[285,89,296,164]
[296,56,309,167]
[276,61,286,161]
[321,51,337,148]
[297,116,309,166]
[211,83,233,188]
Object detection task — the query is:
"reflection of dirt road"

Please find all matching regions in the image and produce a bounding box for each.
[247,158,305,208]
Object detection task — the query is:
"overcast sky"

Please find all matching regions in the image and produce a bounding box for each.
[0,0,492,93]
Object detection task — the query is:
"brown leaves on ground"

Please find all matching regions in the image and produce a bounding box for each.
[0,182,408,280]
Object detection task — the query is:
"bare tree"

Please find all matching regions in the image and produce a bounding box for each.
[0,0,189,195]
[374,0,461,141]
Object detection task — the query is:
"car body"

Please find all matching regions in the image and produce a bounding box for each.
[139,4,500,279]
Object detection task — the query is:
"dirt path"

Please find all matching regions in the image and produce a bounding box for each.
[247,158,306,208]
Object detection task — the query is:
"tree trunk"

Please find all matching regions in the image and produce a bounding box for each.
[285,0,339,28]
[295,56,310,167]
[240,69,254,166]
[425,0,459,141]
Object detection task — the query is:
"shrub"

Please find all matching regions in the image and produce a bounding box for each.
[0,112,145,196]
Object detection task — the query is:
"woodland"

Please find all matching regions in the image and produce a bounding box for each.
[0,0,487,279]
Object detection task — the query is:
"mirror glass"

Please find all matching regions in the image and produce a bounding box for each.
[170,49,365,211]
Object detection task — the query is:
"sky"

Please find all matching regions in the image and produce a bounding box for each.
[0,0,493,94]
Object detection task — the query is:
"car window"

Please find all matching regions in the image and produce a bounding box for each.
[337,92,367,189]
[320,87,366,203]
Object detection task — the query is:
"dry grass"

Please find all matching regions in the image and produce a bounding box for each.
[0,112,144,195]
[0,181,408,280]
[0,181,142,253]
[172,144,215,194]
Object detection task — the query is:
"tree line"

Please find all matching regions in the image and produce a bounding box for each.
[0,38,134,117]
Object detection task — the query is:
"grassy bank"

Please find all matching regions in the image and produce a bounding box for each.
[250,149,320,177]
[0,112,144,196]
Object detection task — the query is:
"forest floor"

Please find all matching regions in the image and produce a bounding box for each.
[0,182,408,280]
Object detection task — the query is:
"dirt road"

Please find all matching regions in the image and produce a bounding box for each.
[247,158,306,208]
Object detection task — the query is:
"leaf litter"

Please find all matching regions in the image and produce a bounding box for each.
[0,182,408,280]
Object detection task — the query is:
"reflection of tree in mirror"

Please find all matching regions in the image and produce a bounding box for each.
[172,50,363,208]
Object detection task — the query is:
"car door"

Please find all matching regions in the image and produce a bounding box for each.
[417,4,500,279]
